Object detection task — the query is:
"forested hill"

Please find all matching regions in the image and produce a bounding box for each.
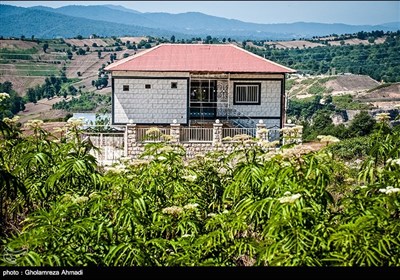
[0,5,185,39]
[0,4,399,40]
[249,32,400,83]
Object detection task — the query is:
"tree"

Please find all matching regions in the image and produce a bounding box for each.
[101,77,108,88]
[67,50,73,60]
[94,79,101,89]
[26,88,37,103]
[68,85,77,96]
[347,111,376,137]
[97,50,102,59]
[43,43,49,53]
[76,48,86,55]
[170,35,176,43]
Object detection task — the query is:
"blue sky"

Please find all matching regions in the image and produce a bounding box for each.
[3,1,399,25]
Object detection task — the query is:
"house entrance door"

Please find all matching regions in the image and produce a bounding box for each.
[189,80,217,119]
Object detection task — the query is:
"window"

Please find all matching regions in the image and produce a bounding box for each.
[233,83,261,105]
[145,84,151,89]
[123,85,129,91]
[171,82,178,89]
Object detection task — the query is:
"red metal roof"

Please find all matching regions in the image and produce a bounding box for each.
[105,44,296,73]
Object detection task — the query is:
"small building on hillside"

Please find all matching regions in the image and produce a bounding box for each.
[104,44,295,129]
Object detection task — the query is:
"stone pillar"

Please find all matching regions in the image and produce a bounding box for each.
[256,119,268,142]
[170,119,180,143]
[282,123,303,145]
[124,126,128,157]
[126,123,137,157]
[213,119,223,146]
[293,125,303,144]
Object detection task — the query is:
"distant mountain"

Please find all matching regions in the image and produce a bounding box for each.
[0,4,398,40]
[0,5,185,39]
[29,5,160,29]
[380,22,400,29]
[103,4,141,14]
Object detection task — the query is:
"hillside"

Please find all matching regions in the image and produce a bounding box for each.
[0,5,184,39]
[325,75,380,94]
[356,83,400,109]
[287,74,398,101]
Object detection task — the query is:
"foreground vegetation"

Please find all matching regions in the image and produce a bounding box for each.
[0,110,399,266]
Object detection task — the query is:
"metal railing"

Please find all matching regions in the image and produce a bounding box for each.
[136,127,171,142]
[268,128,281,142]
[222,127,257,138]
[180,127,213,142]
[80,129,126,165]
[224,107,258,128]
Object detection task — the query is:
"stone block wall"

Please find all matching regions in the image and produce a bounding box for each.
[125,120,302,160]
[113,78,188,124]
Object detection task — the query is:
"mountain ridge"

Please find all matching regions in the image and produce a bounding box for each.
[0,4,398,39]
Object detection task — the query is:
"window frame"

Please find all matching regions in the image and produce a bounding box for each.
[122,85,129,91]
[233,82,261,105]
[171,82,178,89]
[145,84,151,89]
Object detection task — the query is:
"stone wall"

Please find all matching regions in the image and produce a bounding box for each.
[125,120,303,160]
[229,80,282,117]
[113,77,188,124]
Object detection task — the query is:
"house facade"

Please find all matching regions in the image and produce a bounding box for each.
[104,44,295,129]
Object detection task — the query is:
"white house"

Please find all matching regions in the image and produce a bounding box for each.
[104,44,295,129]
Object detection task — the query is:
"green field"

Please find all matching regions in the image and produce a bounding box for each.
[15,63,61,76]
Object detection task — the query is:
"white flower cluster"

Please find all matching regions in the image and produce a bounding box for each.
[105,164,127,174]
[157,146,174,153]
[182,175,197,182]
[379,186,400,195]
[375,112,390,123]
[65,117,85,129]
[89,192,101,199]
[278,191,302,204]
[162,206,184,216]
[386,158,400,166]
[24,119,44,130]
[183,203,199,210]
[74,196,89,204]
[130,159,150,166]
[61,194,89,204]
[232,134,251,142]
[161,134,174,142]
[317,135,340,143]
[145,127,161,137]
[0,92,10,102]
[258,128,269,134]
[3,116,20,125]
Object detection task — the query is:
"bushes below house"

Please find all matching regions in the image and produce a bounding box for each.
[52,92,111,112]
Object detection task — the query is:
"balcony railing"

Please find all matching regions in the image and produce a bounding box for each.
[180,127,213,142]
